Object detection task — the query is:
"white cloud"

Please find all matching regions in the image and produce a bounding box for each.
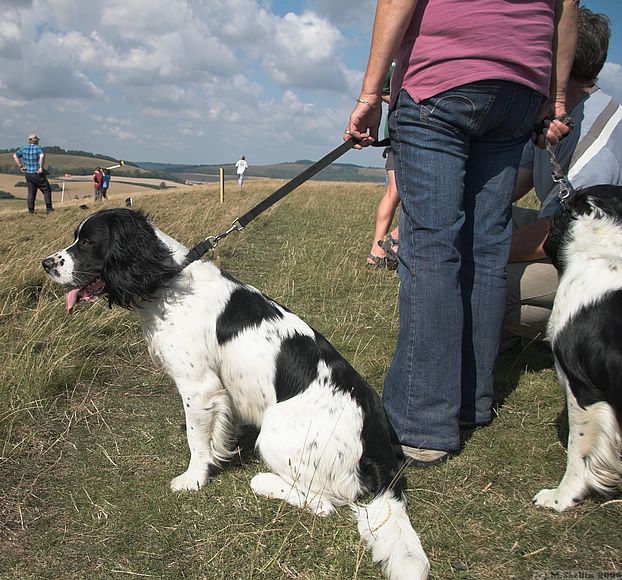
[0,0,380,166]
[261,11,348,90]
[100,0,193,38]
[308,0,375,29]
[598,61,622,103]
[0,10,23,59]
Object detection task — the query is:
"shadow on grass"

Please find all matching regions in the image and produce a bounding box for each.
[233,426,260,466]
[460,340,556,449]
[494,340,554,406]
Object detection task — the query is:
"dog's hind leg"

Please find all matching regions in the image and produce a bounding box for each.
[582,402,622,495]
[170,375,236,492]
[250,472,336,516]
[252,389,364,516]
[534,373,622,511]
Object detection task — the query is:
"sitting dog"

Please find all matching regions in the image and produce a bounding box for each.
[533,185,622,511]
[42,208,429,579]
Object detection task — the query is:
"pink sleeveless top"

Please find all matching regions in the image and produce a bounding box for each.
[391,0,556,105]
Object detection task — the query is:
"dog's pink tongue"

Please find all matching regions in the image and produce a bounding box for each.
[66,288,79,314]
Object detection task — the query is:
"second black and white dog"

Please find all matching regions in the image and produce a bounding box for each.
[533,184,622,511]
[42,208,429,579]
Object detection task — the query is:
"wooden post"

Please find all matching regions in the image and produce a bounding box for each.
[219,168,225,204]
[61,181,65,204]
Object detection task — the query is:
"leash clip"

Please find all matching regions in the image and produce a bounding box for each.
[545,140,574,207]
[203,235,218,250]
[205,220,244,250]
[553,174,573,203]
[554,179,573,210]
[230,219,244,233]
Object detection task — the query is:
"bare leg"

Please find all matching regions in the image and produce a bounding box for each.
[368,169,399,263]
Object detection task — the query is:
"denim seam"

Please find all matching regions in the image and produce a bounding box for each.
[512,90,544,138]
[392,98,416,441]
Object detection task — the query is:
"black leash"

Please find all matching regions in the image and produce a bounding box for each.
[183,138,390,267]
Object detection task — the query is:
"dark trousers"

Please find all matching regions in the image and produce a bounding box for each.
[25,173,53,211]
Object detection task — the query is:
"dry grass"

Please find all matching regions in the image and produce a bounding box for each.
[0,180,620,579]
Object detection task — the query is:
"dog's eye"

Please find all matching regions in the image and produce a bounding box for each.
[80,238,95,246]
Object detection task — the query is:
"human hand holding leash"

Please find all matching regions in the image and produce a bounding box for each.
[344,93,383,149]
[533,105,575,149]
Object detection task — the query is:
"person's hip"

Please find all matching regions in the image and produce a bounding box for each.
[393,81,543,140]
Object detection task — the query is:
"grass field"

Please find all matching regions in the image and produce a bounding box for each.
[0,181,620,579]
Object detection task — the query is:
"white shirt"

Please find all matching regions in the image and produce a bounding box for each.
[235,159,248,175]
[520,88,622,218]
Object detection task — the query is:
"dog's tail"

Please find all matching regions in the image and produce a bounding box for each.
[354,489,429,580]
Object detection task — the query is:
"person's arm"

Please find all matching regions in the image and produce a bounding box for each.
[509,218,550,263]
[537,0,579,146]
[13,152,25,172]
[37,152,45,173]
[551,0,579,118]
[512,167,535,203]
[345,0,419,147]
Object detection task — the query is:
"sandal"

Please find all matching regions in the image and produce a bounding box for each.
[378,234,399,260]
[367,252,398,270]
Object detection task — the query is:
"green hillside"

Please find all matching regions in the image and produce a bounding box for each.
[0,149,179,182]
[142,160,387,183]
[1,146,386,183]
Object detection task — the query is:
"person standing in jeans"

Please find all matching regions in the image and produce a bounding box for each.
[101,168,111,200]
[13,134,54,214]
[345,0,578,466]
[93,167,104,202]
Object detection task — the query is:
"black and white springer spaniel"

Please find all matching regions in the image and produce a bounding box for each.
[42,208,429,580]
[533,184,622,511]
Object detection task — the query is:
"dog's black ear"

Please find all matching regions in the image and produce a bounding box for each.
[545,185,622,272]
[544,210,571,271]
[102,210,181,309]
[567,184,622,219]
[583,185,622,221]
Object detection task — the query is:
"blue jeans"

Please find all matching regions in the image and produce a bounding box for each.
[384,82,543,452]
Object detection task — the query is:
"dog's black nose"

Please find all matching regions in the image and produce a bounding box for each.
[42,257,55,272]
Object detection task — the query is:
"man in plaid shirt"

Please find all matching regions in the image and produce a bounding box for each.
[13,134,54,214]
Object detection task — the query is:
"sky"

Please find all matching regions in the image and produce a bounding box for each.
[0,0,621,168]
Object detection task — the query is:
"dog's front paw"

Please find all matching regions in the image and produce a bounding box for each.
[170,469,207,492]
[533,487,580,512]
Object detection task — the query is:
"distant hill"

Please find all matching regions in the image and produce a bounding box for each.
[0,145,386,183]
[140,160,387,183]
[0,147,183,183]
